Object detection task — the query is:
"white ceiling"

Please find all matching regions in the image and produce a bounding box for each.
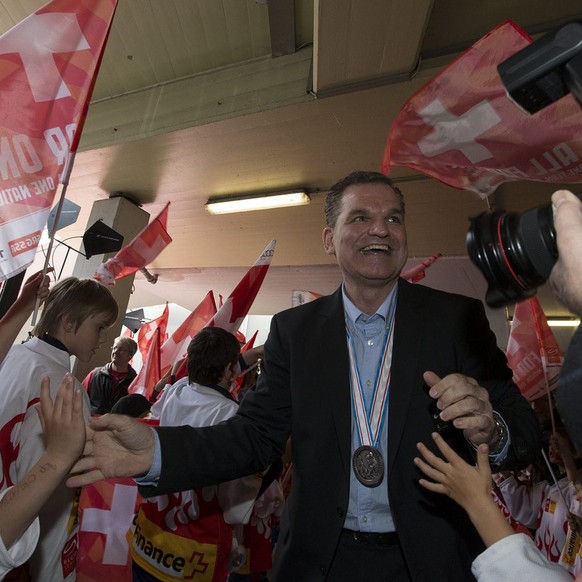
[3,0,582,350]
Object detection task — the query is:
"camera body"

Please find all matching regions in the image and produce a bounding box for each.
[468,23,582,307]
[498,22,582,114]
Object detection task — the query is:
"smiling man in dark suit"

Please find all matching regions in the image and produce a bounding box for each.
[70,170,541,581]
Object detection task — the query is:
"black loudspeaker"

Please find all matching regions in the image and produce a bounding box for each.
[123,308,145,333]
[82,220,124,258]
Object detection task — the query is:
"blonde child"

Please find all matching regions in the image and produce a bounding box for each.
[0,277,118,581]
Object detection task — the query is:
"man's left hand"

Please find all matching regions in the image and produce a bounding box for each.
[424,370,496,446]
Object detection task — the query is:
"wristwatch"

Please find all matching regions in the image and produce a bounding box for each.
[488,411,509,455]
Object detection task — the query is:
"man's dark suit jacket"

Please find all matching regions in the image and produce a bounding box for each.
[141,279,541,581]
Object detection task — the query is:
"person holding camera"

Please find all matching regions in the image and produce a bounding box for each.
[550,189,582,318]
[68,170,541,581]
[551,189,582,462]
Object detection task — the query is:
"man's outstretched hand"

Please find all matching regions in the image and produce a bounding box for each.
[66,414,155,488]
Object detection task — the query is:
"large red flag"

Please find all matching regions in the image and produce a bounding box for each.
[128,327,161,399]
[173,241,276,382]
[383,21,582,197]
[136,302,169,362]
[506,297,563,401]
[0,0,118,279]
[94,202,172,286]
[159,290,217,378]
[206,239,276,333]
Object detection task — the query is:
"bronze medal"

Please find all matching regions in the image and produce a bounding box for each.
[353,445,384,487]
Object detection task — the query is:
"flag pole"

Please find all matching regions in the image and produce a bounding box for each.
[541,448,569,508]
[30,150,77,326]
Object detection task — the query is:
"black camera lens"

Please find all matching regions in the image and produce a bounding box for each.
[466,201,557,308]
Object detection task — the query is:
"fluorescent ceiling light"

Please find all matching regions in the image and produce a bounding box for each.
[205,191,310,215]
[547,318,581,328]
[509,316,580,328]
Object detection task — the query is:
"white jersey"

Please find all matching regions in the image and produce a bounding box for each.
[496,473,582,571]
[0,337,89,581]
[472,533,572,582]
[151,379,260,524]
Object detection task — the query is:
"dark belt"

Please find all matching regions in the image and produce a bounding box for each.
[341,528,400,546]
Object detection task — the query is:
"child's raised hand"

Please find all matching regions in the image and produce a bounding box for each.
[18,269,51,310]
[37,374,86,468]
[414,432,492,513]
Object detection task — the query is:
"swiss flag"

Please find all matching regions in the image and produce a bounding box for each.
[136,302,169,362]
[0,0,119,279]
[506,297,563,401]
[173,241,275,383]
[94,202,172,286]
[159,290,217,379]
[128,327,161,400]
[77,420,159,582]
[383,21,582,197]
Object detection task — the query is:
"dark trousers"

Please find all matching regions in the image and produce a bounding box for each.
[326,530,412,581]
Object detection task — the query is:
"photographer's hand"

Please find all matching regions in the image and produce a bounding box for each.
[550,189,582,317]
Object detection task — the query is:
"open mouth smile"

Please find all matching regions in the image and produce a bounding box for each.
[360,244,392,253]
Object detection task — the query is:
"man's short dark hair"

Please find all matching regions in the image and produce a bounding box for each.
[324,171,405,228]
[187,327,241,385]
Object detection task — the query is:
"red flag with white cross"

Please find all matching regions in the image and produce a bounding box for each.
[128,327,161,399]
[383,21,582,197]
[0,0,118,279]
[136,302,169,362]
[159,290,217,379]
[94,202,172,286]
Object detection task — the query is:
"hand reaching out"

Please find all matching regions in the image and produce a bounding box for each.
[414,432,514,547]
[36,374,85,469]
[415,432,492,509]
[66,414,155,488]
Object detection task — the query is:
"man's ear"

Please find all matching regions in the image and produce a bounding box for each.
[322,227,336,256]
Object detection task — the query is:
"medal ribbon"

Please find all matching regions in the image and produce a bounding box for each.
[346,296,397,449]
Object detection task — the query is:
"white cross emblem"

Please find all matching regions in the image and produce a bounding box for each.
[0,13,90,103]
[79,483,139,565]
[417,99,501,163]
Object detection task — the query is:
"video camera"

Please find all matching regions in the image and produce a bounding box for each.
[467,22,582,308]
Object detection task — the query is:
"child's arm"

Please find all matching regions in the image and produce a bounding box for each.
[0,374,85,549]
[0,270,50,363]
[414,432,515,547]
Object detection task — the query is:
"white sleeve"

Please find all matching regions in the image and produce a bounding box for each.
[471,534,573,582]
[0,488,40,579]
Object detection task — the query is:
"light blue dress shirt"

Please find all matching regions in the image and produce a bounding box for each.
[342,285,398,533]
